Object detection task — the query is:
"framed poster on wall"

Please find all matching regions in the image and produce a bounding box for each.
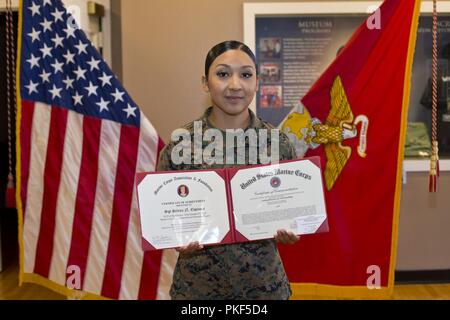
[244,1,450,171]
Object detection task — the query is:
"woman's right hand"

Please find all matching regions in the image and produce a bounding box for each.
[175,241,204,254]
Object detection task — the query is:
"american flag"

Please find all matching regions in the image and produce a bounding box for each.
[18,0,165,299]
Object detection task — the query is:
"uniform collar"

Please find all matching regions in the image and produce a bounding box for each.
[202,106,263,131]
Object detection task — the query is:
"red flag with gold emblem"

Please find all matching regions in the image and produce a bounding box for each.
[278,0,422,298]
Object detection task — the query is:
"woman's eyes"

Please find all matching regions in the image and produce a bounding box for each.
[216,71,254,78]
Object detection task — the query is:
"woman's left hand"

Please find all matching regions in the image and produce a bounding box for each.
[274,229,300,245]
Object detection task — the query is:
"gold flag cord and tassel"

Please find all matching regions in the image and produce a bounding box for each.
[5,0,17,208]
[429,0,440,193]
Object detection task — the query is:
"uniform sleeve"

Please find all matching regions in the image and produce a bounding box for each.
[279,131,298,161]
[156,143,175,172]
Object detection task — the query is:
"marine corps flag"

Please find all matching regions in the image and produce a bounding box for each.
[279,0,421,298]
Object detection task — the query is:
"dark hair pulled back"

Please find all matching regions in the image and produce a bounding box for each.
[205,40,258,78]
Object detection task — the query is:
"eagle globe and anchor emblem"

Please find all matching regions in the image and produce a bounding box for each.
[270,177,281,188]
[280,76,369,191]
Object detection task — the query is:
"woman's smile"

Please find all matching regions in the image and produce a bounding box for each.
[225,96,244,103]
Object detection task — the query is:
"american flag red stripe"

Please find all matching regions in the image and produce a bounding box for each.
[66,116,102,289]
[33,106,69,278]
[19,100,34,221]
[101,125,140,298]
[138,251,164,300]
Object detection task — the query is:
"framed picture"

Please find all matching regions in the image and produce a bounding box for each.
[244,1,450,171]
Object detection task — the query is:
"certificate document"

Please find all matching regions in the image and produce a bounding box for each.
[229,158,328,242]
[136,157,328,251]
[136,171,231,250]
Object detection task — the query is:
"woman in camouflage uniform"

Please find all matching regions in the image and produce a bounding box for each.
[157,41,300,300]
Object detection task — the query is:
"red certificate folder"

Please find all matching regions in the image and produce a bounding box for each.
[136,157,329,251]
